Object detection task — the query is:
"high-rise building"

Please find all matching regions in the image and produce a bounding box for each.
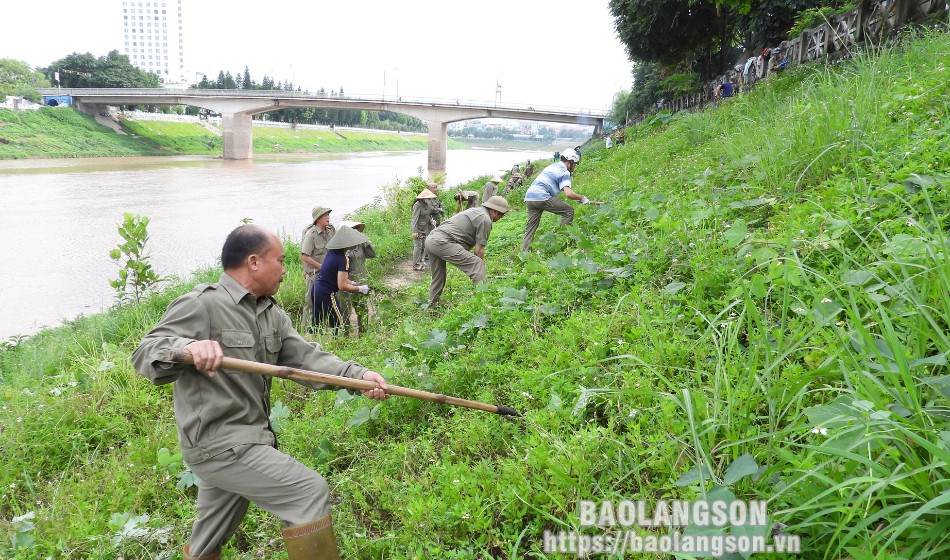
[121,0,186,86]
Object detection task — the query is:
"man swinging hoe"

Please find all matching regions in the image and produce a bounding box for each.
[132,224,518,559]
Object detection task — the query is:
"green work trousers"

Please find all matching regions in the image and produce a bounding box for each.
[303,273,317,323]
[425,231,486,306]
[338,291,369,334]
[412,234,428,269]
[186,443,331,556]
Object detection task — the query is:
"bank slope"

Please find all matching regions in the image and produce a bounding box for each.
[0,107,164,158]
[0,107,467,159]
[1,29,948,559]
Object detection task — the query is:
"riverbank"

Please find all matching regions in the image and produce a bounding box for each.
[0,108,452,159]
[0,107,558,159]
[1,29,948,558]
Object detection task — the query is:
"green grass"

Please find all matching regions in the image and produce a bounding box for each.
[0,110,463,159]
[119,120,222,154]
[251,126,443,154]
[0,108,166,159]
[1,28,948,559]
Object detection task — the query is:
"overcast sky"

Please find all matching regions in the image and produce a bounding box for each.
[1,1,634,112]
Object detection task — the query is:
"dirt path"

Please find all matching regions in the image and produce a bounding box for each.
[382,259,426,290]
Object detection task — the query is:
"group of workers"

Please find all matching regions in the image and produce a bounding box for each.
[130,146,593,559]
[410,148,591,307]
[301,206,375,335]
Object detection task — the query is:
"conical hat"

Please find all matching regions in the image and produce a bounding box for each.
[341,220,365,232]
[416,189,437,199]
[326,225,369,250]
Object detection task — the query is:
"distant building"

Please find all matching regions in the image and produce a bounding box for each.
[121,0,187,86]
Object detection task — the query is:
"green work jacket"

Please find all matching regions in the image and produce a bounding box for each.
[432,206,493,249]
[131,273,367,465]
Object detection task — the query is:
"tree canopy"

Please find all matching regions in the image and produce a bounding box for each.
[46,51,161,89]
[609,0,835,119]
[0,59,50,102]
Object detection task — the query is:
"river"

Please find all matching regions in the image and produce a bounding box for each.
[0,148,549,339]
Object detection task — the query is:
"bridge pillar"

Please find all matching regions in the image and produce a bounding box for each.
[426,120,447,178]
[222,112,253,160]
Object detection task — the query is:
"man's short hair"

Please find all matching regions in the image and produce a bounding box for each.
[221,225,271,270]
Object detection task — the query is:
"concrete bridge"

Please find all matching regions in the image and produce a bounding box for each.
[38,88,606,176]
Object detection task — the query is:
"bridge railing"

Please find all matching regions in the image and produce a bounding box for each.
[37,88,608,118]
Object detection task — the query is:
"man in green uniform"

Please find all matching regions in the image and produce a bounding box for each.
[425,195,510,307]
[482,175,503,202]
[337,220,376,334]
[301,206,335,321]
[453,190,481,214]
[131,225,389,560]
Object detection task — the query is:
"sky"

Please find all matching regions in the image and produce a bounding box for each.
[1,1,634,112]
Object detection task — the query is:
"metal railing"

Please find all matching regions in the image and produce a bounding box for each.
[37,88,608,118]
[625,0,947,126]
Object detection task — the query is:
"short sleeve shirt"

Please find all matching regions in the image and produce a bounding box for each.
[301,224,335,275]
[483,181,498,201]
[435,206,493,248]
[524,161,571,202]
[315,249,349,292]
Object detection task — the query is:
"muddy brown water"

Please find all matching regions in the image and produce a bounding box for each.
[0,149,550,338]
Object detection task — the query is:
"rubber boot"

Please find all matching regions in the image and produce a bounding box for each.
[183,543,221,559]
[281,513,341,560]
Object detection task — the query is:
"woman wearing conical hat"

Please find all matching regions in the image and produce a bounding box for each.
[482,175,503,202]
[411,185,439,271]
[311,225,371,334]
[336,220,376,335]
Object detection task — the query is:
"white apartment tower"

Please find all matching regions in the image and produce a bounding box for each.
[121,0,186,85]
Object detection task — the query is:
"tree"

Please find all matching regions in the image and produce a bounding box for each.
[610,0,741,79]
[46,51,160,89]
[47,52,97,87]
[97,50,160,88]
[0,59,49,102]
[734,0,829,49]
[610,0,826,80]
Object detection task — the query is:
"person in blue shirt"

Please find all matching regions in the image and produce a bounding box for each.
[521,148,592,252]
[311,226,370,334]
[719,79,736,98]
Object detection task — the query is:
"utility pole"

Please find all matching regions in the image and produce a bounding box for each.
[495,78,501,107]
